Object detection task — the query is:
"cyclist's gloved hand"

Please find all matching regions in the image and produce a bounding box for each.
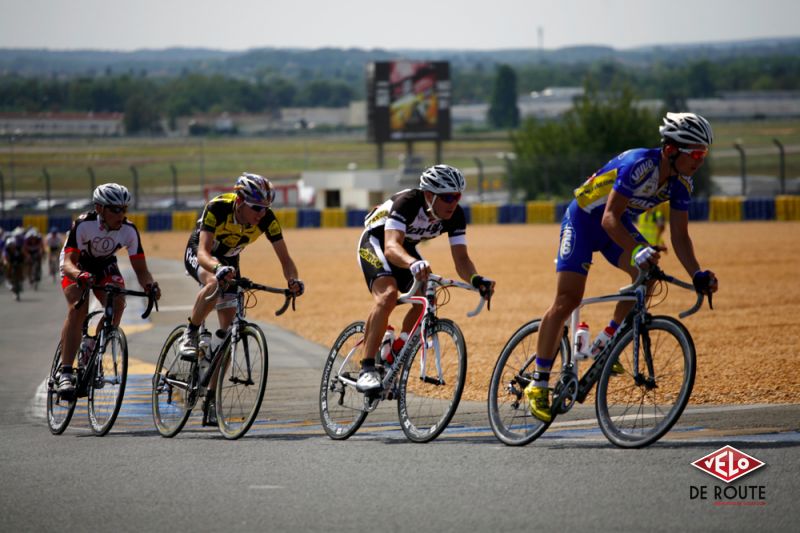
[214,265,235,283]
[288,278,305,296]
[631,244,659,268]
[76,271,94,290]
[470,274,495,298]
[146,281,161,300]
[692,270,718,294]
[409,260,430,280]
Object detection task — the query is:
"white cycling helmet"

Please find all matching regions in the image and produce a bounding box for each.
[659,112,713,146]
[93,183,131,207]
[419,165,466,194]
[234,173,275,206]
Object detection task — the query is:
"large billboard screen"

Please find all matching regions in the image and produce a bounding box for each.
[367,61,451,143]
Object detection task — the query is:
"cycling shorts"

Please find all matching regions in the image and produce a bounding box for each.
[183,233,239,298]
[358,229,422,293]
[556,200,647,275]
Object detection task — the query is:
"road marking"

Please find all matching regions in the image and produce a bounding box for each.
[249,485,284,490]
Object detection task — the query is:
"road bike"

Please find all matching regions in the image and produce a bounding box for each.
[320,274,489,443]
[488,265,711,448]
[46,284,158,435]
[28,252,42,290]
[48,251,60,283]
[152,277,295,440]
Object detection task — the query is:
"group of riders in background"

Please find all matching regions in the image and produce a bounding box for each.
[1,224,63,300]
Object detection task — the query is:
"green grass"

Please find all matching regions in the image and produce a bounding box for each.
[0,119,797,199]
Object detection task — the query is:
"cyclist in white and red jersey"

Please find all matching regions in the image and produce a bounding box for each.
[23,227,45,285]
[524,113,719,422]
[355,164,495,392]
[56,183,161,396]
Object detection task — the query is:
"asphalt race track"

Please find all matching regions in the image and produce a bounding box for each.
[0,258,798,531]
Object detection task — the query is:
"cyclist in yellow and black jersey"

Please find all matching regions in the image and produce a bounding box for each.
[180,173,304,424]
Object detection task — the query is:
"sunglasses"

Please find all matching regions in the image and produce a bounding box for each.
[105,205,127,214]
[677,147,709,161]
[437,192,461,204]
[245,201,269,212]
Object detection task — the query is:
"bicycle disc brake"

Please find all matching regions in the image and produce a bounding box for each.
[551,370,579,414]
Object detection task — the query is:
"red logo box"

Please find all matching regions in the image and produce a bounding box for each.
[691,445,766,483]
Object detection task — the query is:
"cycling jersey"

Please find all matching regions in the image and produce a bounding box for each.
[359,189,467,291]
[364,189,466,246]
[46,233,62,252]
[190,193,283,258]
[23,236,43,256]
[557,147,690,275]
[573,148,692,217]
[61,211,145,274]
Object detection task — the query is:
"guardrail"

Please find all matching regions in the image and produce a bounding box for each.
[2,196,800,233]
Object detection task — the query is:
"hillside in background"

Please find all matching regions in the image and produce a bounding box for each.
[2,37,799,79]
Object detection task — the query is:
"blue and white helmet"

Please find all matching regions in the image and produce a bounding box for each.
[93,183,131,207]
[419,165,466,194]
[659,112,713,146]
[234,173,275,206]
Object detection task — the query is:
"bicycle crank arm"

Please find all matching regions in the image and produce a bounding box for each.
[419,376,446,386]
[228,377,255,386]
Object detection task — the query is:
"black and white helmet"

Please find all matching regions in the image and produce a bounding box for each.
[93,183,131,207]
[234,173,275,205]
[419,165,466,194]
[659,112,713,146]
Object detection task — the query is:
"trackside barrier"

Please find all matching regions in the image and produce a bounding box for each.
[147,212,173,231]
[273,208,298,229]
[775,195,800,221]
[498,204,526,224]
[48,215,73,233]
[321,208,346,228]
[1,217,23,231]
[470,204,498,225]
[526,201,556,224]
[347,209,369,227]
[22,214,49,234]
[126,213,148,231]
[743,197,776,220]
[688,199,709,221]
[709,197,743,222]
[297,209,320,228]
[172,211,199,232]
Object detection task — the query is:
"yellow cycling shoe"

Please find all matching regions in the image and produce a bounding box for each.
[523,383,552,423]
[610,359,625,375]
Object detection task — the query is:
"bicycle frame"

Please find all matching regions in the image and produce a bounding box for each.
[334,274,485,404]
[551,267,704,413]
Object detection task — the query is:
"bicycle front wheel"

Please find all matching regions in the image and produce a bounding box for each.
[488,319,569,446]
[152,325,194,437]
[215,324,268,440]
[398,319,467,443]
[88,327,128,436]
[319,321,369,440]
[46,343,76,435]
[596,315,696,448]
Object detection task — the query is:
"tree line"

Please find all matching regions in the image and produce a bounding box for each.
[0,54,798,133]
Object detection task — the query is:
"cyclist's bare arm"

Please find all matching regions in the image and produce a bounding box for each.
[450,244,478,282]
[384,229,418,270]
[668,209,701,275]
[130,256,160,299]
[270,238,299,282]
[602,190,647,261]
[61,249,82,283]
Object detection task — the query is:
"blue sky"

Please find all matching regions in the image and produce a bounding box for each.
[1,0,798,51]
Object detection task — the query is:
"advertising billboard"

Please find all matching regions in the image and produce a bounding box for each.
[367,61,451,143]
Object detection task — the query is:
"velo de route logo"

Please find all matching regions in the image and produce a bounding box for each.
[689,445,767,506]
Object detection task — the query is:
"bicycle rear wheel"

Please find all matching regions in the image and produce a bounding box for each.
[46,343,77,435]
[215,324,268,440]
[398,319,467,443]
[319,321,369,440]
[152,325,195,437]
[87,327,128,436]
[487,319,569,446]
[596,315,696,448]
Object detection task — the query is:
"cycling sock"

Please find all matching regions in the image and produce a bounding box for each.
[360,358,376,370]
[533,356,553,387]
[60,365,73,374]
[187,321,200,332]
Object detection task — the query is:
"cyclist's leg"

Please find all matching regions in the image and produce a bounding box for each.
[96,264,126,328]
[364,276,399,364]
[603,217,651,325]
[59,279,89,369]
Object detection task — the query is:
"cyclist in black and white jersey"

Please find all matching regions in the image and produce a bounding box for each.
[56,183,161,396]
[355,164,495,392]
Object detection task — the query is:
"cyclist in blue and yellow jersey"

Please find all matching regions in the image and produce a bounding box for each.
[355,164,495,392]
[179,173,304,425]
[524,112,720,422]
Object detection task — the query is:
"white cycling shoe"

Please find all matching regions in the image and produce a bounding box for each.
[356,369,382,392]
